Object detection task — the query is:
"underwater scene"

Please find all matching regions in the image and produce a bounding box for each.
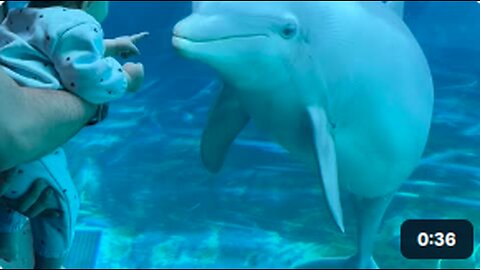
[3,1,480,269]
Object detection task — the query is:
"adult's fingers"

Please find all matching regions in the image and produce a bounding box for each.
[4,187,62,219]
[11,178,49,213]
[24,188,59,219]
[130,32,149,43]
[40,209,62,218]
[0,177,12,196]
[0,169,15,196]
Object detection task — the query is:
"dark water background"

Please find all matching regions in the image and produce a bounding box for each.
[58,1,480,268]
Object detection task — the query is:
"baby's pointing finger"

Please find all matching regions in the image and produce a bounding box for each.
[131,32,150,43]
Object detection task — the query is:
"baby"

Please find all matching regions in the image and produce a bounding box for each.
[0,1,146,268]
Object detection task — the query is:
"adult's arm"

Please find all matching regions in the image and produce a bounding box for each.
[0,2,7,22]
[0,70,97,171]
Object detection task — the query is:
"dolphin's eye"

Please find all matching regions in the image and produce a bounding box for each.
[281,23,297,39]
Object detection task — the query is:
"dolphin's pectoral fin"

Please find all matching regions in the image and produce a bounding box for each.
[201,84,250,174]
[306,106,344,233]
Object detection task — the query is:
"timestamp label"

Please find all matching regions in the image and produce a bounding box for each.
[401,219,473,259]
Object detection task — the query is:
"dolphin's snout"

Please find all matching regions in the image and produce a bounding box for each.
[172,24,180,37]
[172,18,187,38]
[172,17,195,50]
[172,14,205,41]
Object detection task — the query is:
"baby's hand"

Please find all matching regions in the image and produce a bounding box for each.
[123,62,144,93]
[110,32,149,59]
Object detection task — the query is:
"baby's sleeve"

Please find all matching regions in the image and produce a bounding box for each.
[50,22,128,105]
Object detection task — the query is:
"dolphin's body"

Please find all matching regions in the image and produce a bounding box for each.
[173,1,433,268]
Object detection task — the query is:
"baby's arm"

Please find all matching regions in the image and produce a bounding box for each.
[103,39,117,58]
[50,23,132,105]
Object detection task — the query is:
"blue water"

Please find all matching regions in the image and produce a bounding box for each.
[55,1,480,268]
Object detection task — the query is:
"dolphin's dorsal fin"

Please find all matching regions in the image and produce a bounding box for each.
[201,83,250,173]
[385,1,404,18]
[307,106,345,233]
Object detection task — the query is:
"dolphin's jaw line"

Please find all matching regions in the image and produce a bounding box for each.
[172,33,269,43]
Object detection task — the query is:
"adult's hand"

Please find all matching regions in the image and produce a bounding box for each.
[0,175,61,218]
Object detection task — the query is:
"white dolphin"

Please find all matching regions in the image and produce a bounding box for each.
[173,1,433,268]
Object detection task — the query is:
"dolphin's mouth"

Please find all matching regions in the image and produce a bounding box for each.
[172,33,269,43]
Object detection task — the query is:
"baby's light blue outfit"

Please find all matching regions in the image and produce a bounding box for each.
[0,7,128,259]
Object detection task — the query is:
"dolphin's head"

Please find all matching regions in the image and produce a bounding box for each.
[173,1,307,89]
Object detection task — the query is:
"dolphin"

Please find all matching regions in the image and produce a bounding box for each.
[173,1,433,268]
